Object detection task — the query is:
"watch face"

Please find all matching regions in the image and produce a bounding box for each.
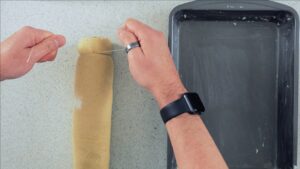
[183,93,205,113]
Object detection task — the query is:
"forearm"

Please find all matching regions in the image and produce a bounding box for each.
[154,85,228,169]
[166,113,228,169]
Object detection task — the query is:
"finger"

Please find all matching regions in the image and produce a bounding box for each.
[19,26,53,47]
[38,50,58,62]
[29,34,65,63]
[32,28,54,45]
[124,18,154,40]
[118,28,144,57]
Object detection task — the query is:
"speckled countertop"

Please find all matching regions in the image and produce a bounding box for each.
[1,1,300,169]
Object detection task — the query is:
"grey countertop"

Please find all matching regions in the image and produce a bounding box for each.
[1,1,300,169]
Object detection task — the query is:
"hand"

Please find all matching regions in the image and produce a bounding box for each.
[118,19,186,108]
[0,26,66,81]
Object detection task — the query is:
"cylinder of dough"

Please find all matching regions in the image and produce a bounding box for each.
[73,37,113,169]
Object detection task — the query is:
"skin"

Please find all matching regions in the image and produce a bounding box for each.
[0,26,66,80]
[118,19,228,169]
[0,19,228,169]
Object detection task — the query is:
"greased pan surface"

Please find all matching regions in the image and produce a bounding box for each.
[168,1,299,169]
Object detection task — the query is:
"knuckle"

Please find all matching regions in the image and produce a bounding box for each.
[48,55,56,61]
[156,31,165,38]
[149,31,164,42]
[41,51,57,62]
[38,59,47,63]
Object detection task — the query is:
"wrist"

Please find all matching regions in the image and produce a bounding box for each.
[151,82,187,108]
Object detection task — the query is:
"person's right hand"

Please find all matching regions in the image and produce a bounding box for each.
[118,19,187,108]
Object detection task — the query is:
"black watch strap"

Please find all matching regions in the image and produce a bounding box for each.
[160,92,204,123]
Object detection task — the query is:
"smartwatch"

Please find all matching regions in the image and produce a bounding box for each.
[160,92,205,123]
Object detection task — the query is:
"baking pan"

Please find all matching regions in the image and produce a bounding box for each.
[168,0,299,169]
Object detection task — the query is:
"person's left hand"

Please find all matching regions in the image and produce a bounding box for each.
[0,26,66,81]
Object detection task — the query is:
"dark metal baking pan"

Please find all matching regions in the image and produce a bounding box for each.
[168,0,299,169]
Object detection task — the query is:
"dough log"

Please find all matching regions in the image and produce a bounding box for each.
[73,37,113,169]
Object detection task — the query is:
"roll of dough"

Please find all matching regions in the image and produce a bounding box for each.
[73,37,113,169]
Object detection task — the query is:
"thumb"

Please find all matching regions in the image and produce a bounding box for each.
[28,35,65,63]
